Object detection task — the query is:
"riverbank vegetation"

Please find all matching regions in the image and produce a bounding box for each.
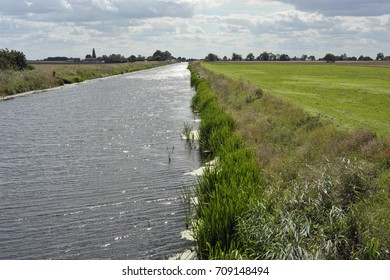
[188,62,389,260]
[0,48,31,71]
[0,61,172,97]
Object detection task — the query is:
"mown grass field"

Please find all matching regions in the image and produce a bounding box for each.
[202,62,390,137]
[0,61,171,97]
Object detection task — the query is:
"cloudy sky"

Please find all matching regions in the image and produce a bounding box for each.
[1,0,389,60]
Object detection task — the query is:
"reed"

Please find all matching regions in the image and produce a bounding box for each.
[182,122,193,139]
[188,64,263,259]
[166,146,174,163]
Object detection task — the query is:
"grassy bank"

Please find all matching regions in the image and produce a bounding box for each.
[188,62,389,260]
[0,61,172,97]
[202,62,390,137]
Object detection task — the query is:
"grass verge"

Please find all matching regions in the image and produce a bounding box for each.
[188,62,389,260]
[0,61,172,97]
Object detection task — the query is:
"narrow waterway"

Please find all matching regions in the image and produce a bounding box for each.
[0,63,201,259]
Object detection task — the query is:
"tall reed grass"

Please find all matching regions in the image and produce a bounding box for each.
[189,64,263,259]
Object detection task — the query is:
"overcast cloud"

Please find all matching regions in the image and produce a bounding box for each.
[278,0,390,16]
[0,0,389,59]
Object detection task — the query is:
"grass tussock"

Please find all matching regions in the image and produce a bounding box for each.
[188,62,390,260]
[0,61,171,97]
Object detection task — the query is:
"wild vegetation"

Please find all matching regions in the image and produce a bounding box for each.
[187,62,389,260]
[0,48,30,71]
[0,61,171,97]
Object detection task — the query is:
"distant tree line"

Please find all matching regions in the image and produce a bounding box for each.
[205,51,390,63]
[44,56,80,62]
[38,49,188,64]
[0,48,29,70]
[96,50,174,62]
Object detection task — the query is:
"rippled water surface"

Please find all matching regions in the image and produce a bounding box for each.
[0,63,200,259]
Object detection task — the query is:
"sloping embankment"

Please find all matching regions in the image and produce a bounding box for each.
[188,62,389,260]
[0,61,172,99]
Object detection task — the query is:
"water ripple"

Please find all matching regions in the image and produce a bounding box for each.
[0,63,200,260]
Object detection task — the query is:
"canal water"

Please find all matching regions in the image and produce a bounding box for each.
[0,63,201,259]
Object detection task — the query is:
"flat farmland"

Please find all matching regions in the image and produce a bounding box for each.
[202,62,390,137]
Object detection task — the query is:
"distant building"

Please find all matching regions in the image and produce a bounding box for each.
[83,48,99,63]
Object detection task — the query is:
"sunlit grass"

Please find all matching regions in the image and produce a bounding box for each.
[201,62,390,137]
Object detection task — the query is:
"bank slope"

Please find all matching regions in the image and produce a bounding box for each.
[0,61,172,98]
[189,62,389,260]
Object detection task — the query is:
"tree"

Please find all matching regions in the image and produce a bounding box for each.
[376,53,384,61]
[205,53,219,62]
[232,52,242,61]
[0,48,28,70]
[280,54,291,61]
[163,51,172,60]
[137,55,145,61]
[152,50,163,61]
[324,53,336,63]
[258,52,270,61]
[246,53,255,61]
[92,48,96,59]
[336,53,347,61]
[151,50,172,61]
[129,55,137,62]
[269,53,276,61]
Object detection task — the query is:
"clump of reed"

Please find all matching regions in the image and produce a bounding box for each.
[188,64,263,259]
[182,122,198,150]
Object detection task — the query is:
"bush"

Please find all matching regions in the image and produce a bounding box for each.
[324,53,336,63]
[0,49,28,70]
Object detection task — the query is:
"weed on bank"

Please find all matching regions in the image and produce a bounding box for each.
[0,61,171,97]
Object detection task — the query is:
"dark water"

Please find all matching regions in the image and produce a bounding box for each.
[0,63,201,259]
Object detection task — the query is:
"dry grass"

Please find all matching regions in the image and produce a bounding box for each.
[0,61,171,97]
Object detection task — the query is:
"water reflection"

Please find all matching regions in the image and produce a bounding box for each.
[0,63,201,259]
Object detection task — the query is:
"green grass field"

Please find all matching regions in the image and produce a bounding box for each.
[202,62,390,137]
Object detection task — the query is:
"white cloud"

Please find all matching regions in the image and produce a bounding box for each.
[176,0,228,8]
[0,0,194,20]
[1,0,389,59]
[267,0,390,16]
